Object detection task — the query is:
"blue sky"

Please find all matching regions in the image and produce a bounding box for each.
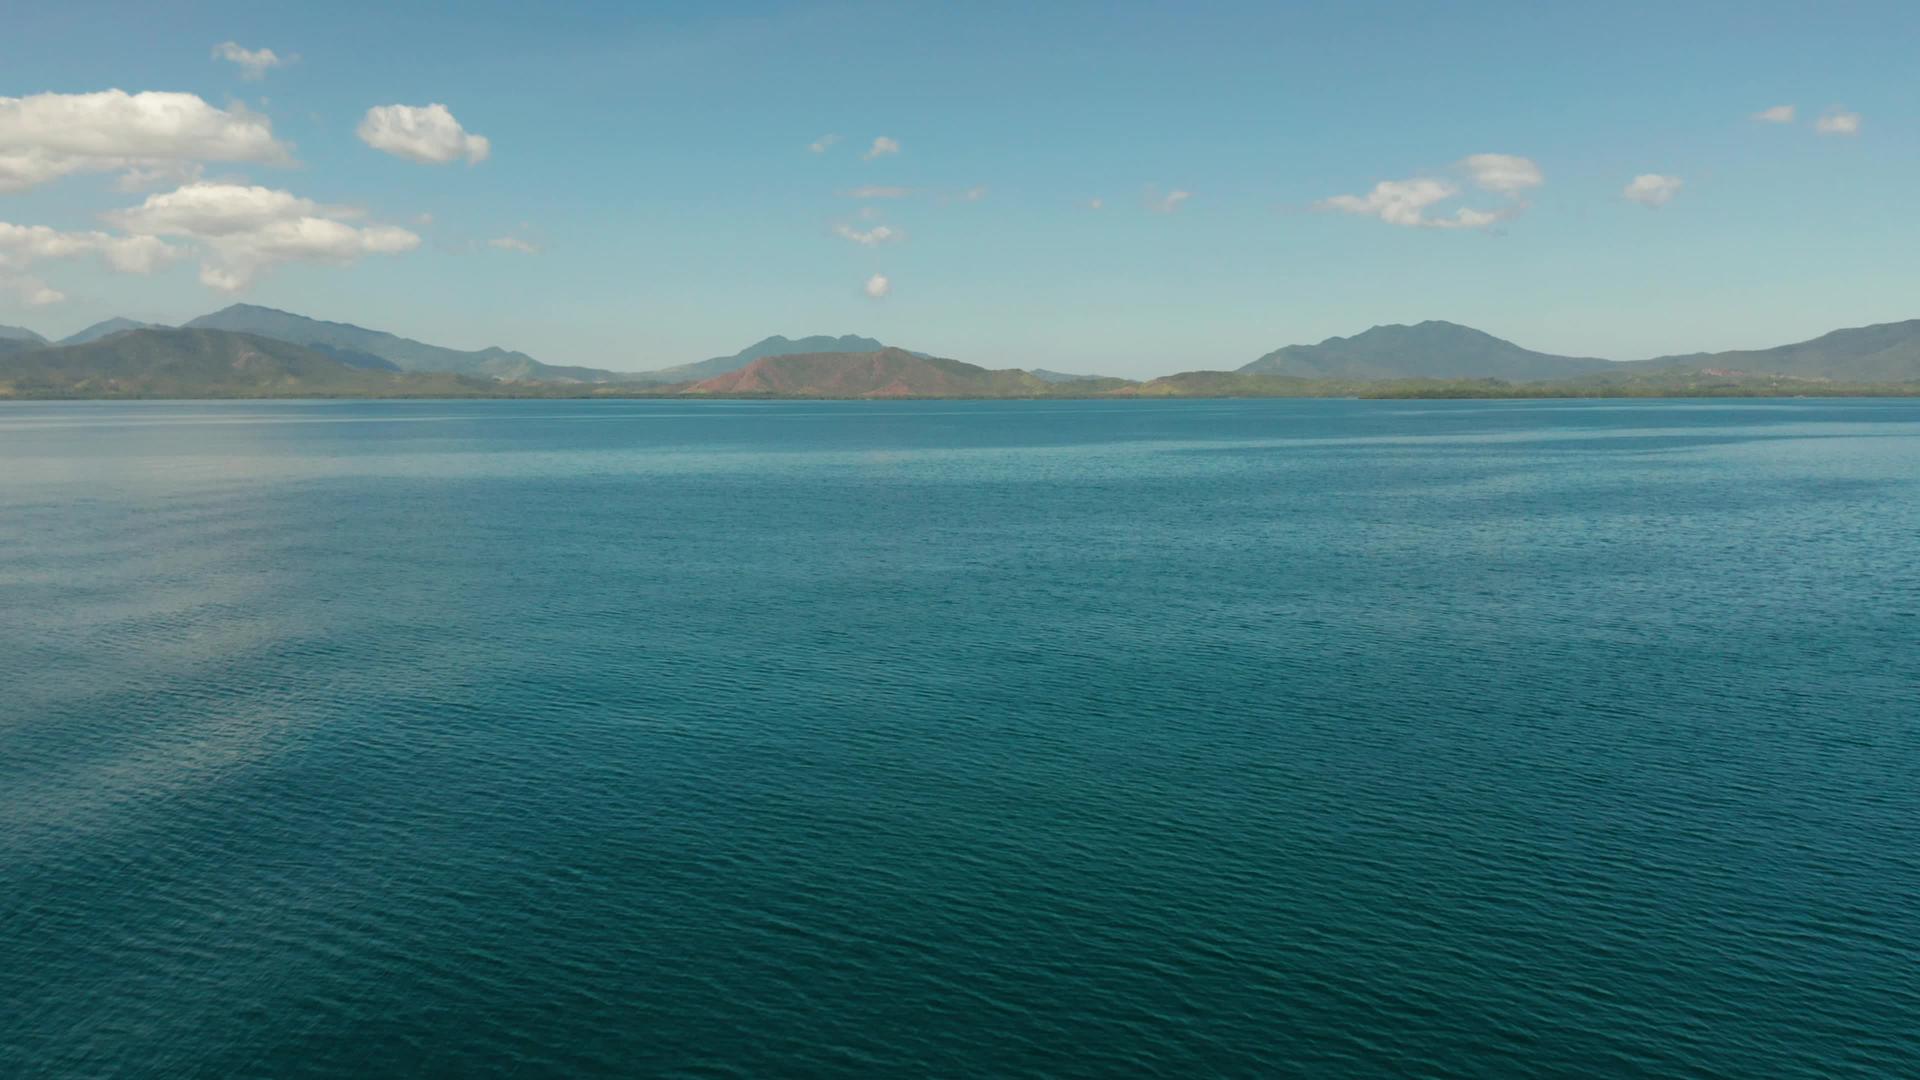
[2,0,1915,376]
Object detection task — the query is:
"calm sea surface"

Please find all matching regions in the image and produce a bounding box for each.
[2,398,1917,1077]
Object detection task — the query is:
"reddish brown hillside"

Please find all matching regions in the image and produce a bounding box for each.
[684,348,1052,397]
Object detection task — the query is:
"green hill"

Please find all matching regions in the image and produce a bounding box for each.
[684,348,1065,397]
[1241,321,1615,381]
[632,334,896,384]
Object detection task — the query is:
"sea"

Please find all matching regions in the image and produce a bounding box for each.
[2,398,1916,1077]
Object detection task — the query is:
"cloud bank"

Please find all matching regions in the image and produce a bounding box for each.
[0,220,182,304]
[108,182,420,291]
[0,90,290,193]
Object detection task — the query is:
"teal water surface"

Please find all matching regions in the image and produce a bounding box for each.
[2,398,1917,1077]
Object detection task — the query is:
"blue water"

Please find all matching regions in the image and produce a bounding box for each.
[2,398,1917,1077]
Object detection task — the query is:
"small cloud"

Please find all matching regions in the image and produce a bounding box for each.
[1815,108,1861,136]
[212,42,291,80]
[1753,104,1796,124]
[864,272,890,298]
[833,223,900,247]
[863,136,900,160]
[961,185,987,202]
[1148,187,1192,213]
[1622,173,1683,207]
[844,185,911,199]
[488,236,538,254]
[1087,197,1104,210]
[808,133,840,154]
[357,103,491,165]
[1462,153,1543,194]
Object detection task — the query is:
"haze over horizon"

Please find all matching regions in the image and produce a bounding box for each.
[4,2,1917,377]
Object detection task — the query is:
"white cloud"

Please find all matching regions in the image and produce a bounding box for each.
[1087,197,1104,210]
[1462,153,1543,194]
[1815,108,1861,136]
[212,42,290,80]
[0,271,66,305]
[961,185,987,202]
[1319,155,1538,230]
[845,185,911,199]
[808,133,840,153]
[357,104,490,165]
[1753,104,1796,124]
[113,161,207,193]
[0,220,183,305]
[834,223,900,246]
[4,278,66,306]
[488,236,538,254]
[864,273,890,298]
[0,90,290,193]
[0,221,182,274]
[863,136,900,160]
[1622,173,1683,207]
[108,182,419,291]
[1319,178,1457,226]
[1153,188,1193,213]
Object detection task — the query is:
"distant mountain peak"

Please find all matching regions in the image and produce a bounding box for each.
[58,317,165,346]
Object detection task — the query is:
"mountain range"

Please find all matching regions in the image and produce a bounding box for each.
[6,305,1920,399]
[0,328,495,398]
[1239,318,1920,384]
[1633,320,1920,382]
[181,304,618,383]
